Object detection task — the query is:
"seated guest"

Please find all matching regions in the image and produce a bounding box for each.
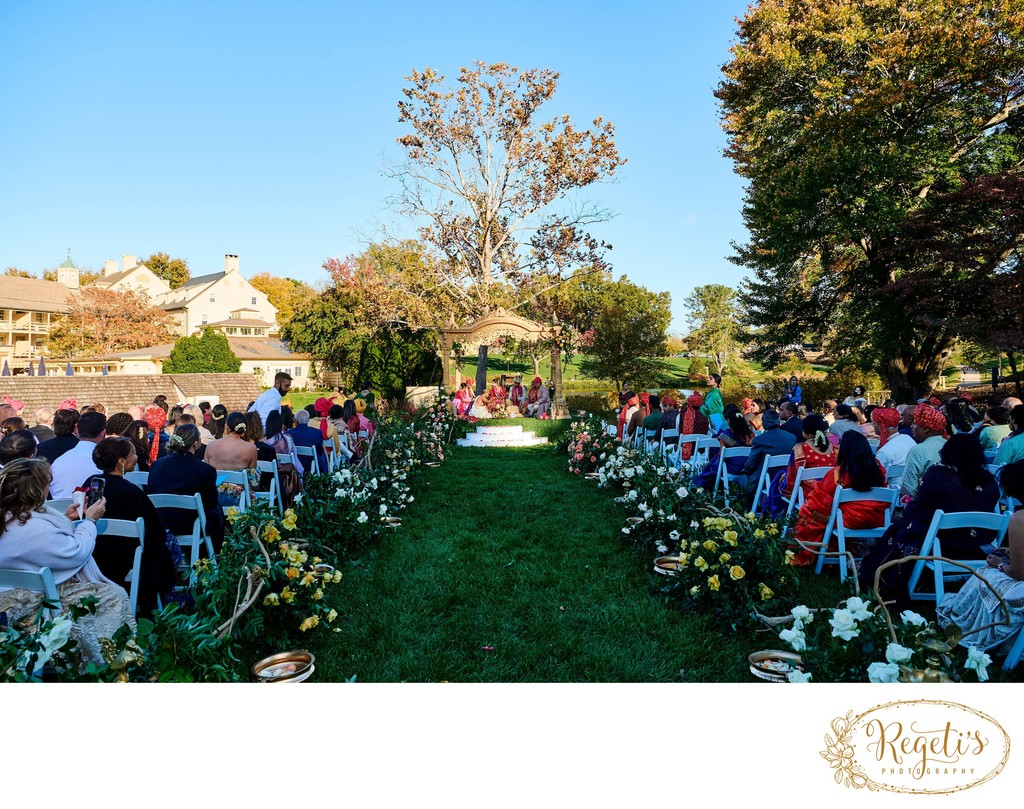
[862,433,1001,602]
[0,457,133,665]
[625,392,650,439]
[124,419,154,471]
[660,396,680,445]
[286,409,327,474]
[182,404,214,445]
[640,395,663,442]
[778,401,804,442]
[944,397,975,435]
[872,407,915,470]
[148,424,225,553]
[205,412,258,471]
[453,382,474,416]
[693,408,754,490]
[852,406,877,440]
[29,406,55,444]
[0,429,38,465]
[677,393,711,462]
[36,408,79,465]
[199,401,212,427]
[843,385,868,410]
[84,437,175,616]
[143,403,169,464]
[791,431,887,565]
[937,460,1024,651]
[208,403,228,439]
[821,399,838,426]
[1,417,27,437]
[902,404,949,499]
[979,406,1011,452]
[265,411,302,506]
[327,403,353,463]
[829,404,861,441]
[617,393,639,441]
[735,410,797,496]
[50,411,107,499]
[309,397,342,461]
[763,414,837,517]
[244,411,278,463]
[105,412,133,439]
[995,405,1024,466]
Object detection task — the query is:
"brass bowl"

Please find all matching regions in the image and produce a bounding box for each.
[584,473,601,480]
[385,517,402,527]
[313,563,335,574]
[653,555,681,575]
[748,649,803,683]
[424,462,441,467]
[626,516,644,525]
[252,650,316,683]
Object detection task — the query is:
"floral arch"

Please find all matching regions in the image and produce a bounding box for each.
[440,308,568,418]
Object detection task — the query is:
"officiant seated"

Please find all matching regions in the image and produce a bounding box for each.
[523,376,551,418]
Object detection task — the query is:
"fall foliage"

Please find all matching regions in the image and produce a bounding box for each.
[46,288,177,358]
[140,252,191,289]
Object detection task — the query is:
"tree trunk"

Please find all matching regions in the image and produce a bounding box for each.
[475,345,488,395]
[883,350,948,402]
[533,355,541,379]
[1009,351,1022,397]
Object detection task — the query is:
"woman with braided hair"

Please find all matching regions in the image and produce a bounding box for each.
[762,414,837,517]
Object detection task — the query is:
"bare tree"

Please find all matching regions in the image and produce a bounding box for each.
[389,61,625,392]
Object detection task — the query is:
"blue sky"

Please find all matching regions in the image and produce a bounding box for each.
[0,0,751,330]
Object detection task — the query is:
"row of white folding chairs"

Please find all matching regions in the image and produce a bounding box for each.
[128,465,281,516]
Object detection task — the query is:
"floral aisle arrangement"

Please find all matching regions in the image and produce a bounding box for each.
[562,415,619,476]
[768,600,992,683]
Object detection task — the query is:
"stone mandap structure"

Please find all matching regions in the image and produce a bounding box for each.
[439,308,568,419]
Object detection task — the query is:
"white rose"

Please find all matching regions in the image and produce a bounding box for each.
[779,627,807,652]
[965,647,992,682]
[690,521,699,529]
[829,609,860,641]
[791,605,814,625]
[668,530,680,541]
[379,504,388,516]
[885,643,914,665]
[676,487,689,499]
[900,610,928,627]
[656,544,668,553]
[845,597,873,621]
[786,670,812,683]
[867,662,901,683]
[356,512,369,524]
[627,490,638,501]
[621,527,631,535]
[651,487,658,497]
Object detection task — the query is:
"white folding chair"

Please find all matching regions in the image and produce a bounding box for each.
[884,464,906,494]
[815,486,899,582]
[713,446,751,507]
[46,498,76,518]
[751,454,791,515]
[867,438,880,454]
[77,517,145,615]
[254,460,283,514]
[642,428,660,454]
[216,470,252,513]
[783,466,833,522]
[125,470,149,490]
[908,510,1011,603]
[659,426,679,459]
[323,438,341,472]
[675,434,715,471]
[294,446,323,476]
[1003,626,1024,671]
[0,566,61,617]
[149,492,214,583]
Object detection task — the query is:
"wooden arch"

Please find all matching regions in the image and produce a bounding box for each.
[440,308,568,418]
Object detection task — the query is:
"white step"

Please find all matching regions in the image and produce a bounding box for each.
[476,425,524,436]
[456,426,548,447]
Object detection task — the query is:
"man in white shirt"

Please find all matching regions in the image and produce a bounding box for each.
[248,371,292,429]
[50,411,106,499]
[871,407,916,470]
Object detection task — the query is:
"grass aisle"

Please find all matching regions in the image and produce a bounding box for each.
[311,443,752,682]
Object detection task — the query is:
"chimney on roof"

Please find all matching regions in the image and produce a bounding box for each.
[122,255,137,272]
[225,254,239,274]
[103,260,118,276]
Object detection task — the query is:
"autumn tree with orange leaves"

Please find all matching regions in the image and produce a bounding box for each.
[389,62,626,393]
[47,287,177,358]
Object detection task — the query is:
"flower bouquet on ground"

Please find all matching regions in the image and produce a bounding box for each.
[564,415,619,476]
[767,598,992,683]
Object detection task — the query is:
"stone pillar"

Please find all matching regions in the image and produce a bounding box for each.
[441,337,452,389]
[551,343,568,419]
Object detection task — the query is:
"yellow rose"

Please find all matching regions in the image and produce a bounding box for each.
[758,583,774,601]
[282,513,298,531]
[723,531,738,546]
[694,556,708,571]
[703,539,718,552]
[225,506,240,524]
[677,554,689,568]
[729,565,745,581]
[326,609,338,622]
[767,524,779,536]
[263,593,280,606]
[332,570,343,583]
[719,553,731,564]
[287,550,303,564]
[689,585,700,596]
[263,525,281,543]
[300,571,317,587]
[784,550,796,562]
[313,587,324,601]
[286,566,300,580]
[707,575,720,591]
[753,529,765,539]
[280,586,296,603]
[299,615,320,632]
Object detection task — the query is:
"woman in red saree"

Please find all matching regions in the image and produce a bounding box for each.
[488,377,507,412]
[762,414,837,517]
[617,393,639,441]
[792,430,887,565]
[678,392,711,461]
[453,383,474,416]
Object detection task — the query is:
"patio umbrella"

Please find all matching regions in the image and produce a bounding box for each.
[65,362,73,376]
[1,360,8,376]
[102,366,108,376]
[37,357,46,376]
[26,363,34,376]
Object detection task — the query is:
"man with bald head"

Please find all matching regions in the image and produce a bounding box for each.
[1002,396,1023,411]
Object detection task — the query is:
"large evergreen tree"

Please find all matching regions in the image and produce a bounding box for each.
[717,0,1024,399]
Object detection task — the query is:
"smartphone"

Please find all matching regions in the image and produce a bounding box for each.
[86,477,105,507]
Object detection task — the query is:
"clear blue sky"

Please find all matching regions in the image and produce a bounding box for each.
[0,0,751,331]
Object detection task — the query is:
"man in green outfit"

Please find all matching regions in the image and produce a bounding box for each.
[641,394,664,443]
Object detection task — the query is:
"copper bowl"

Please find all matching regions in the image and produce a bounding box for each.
[653,555,682,575]
[626,517,644,525]
[748,650,803,683]
[252,650,316,683]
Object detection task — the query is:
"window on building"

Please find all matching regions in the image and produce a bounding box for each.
[294,366,302,377]
[251,296,257,306]
[242,328,251,335]
[202,314,208,325]
[210,294,216,303]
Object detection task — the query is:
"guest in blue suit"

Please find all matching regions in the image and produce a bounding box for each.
[287,410,328,474]
[735,410,798,497]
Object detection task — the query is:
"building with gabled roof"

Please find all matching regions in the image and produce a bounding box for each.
[90,254,172,298]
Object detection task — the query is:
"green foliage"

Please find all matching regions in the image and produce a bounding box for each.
[140,252,190,289]
[579,278,671,388]
[684,284,743,376]
[162,327,241,373]
[283,286,365,376]
[718,0,1024,400]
